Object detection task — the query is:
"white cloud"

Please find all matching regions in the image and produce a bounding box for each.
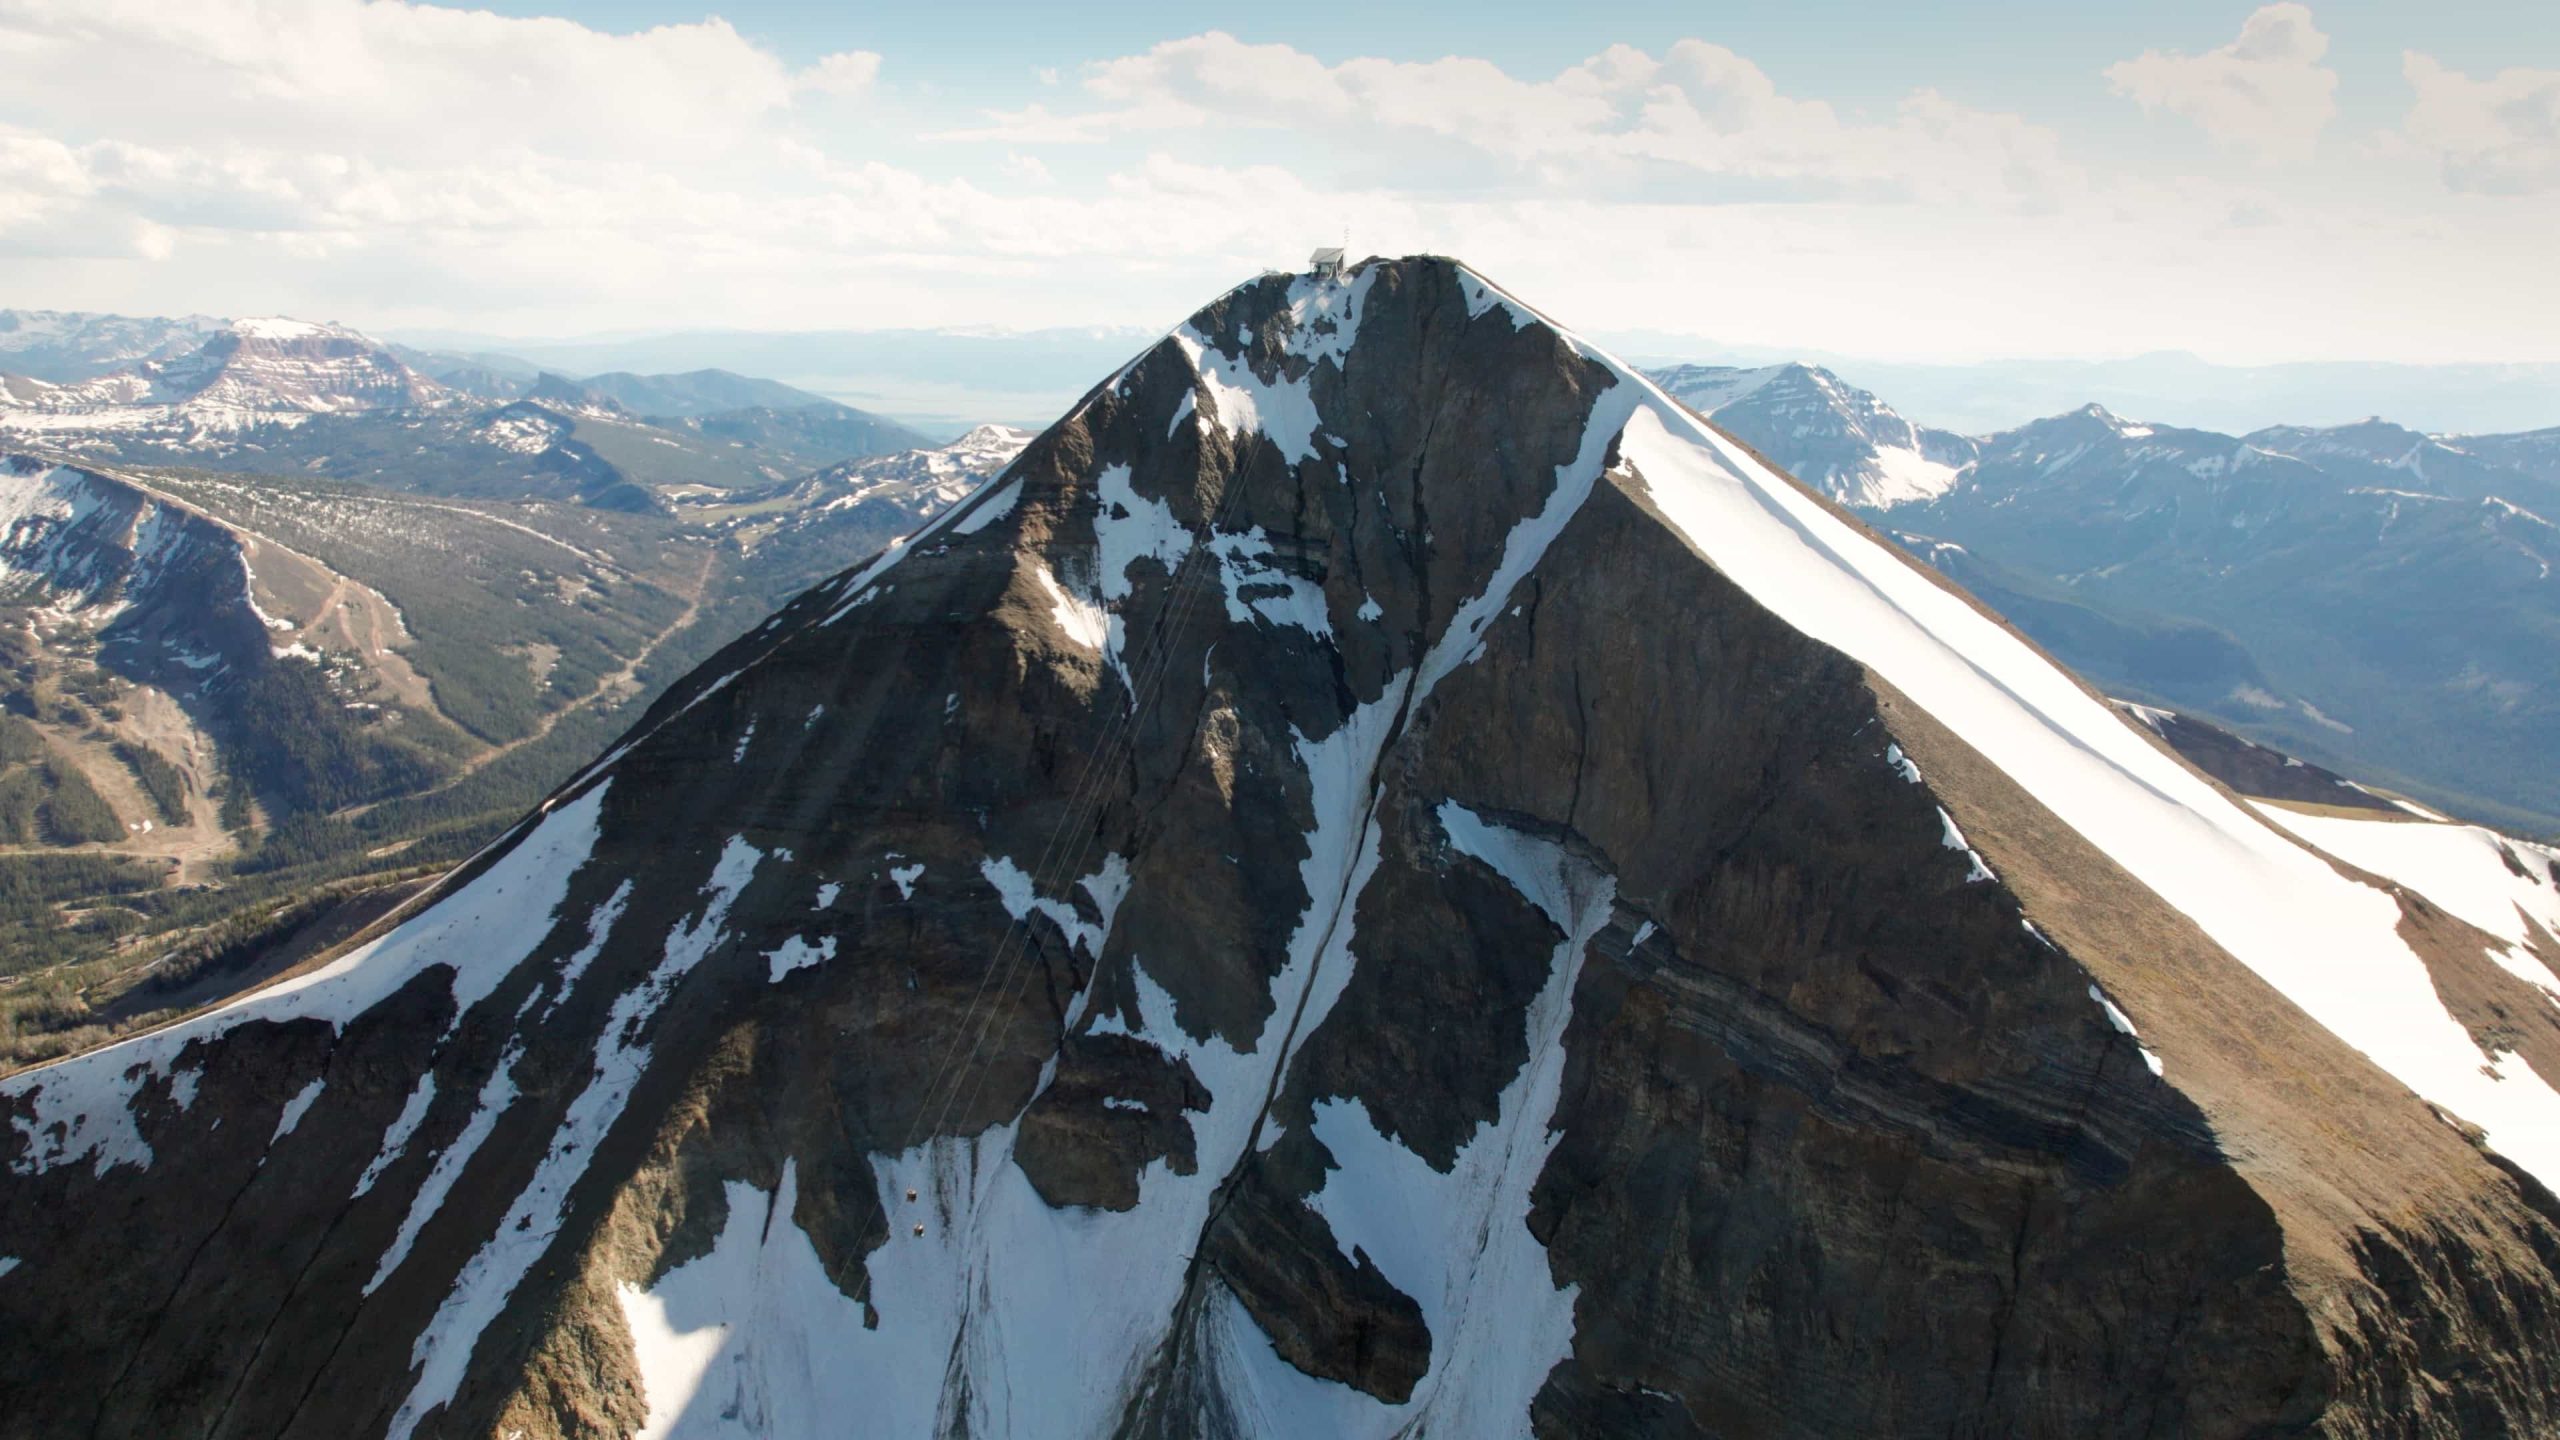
[942,33,2077,208]
[0,0,809,163]
[2401,53,2560,194]
[799,49,884,98]
[2106,3,2337,162]
[0,3,2547,368]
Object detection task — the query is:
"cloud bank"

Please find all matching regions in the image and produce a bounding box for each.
[0,0,2550,365]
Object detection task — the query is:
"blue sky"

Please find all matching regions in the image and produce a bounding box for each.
[443,0,2552,143]
[1,1,2554,364]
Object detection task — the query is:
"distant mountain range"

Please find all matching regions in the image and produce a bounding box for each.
[1611,334,2560,437]
[0,314,1020,1055]
[0,310,936,512]
[1653,362,2560,831]
[0,316,450,432]
[0,309,226,382]
[12,306,2559,833]
[20,308,2553,439]
[386,322,1160,434]
[400,361,850,420]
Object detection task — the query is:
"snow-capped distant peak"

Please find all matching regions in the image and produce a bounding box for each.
[228,317,339,341]
[950,423,1036,452]
[0,310,440,436]
[1648,363,1791,415]
[2068,402,2155,438]
[1646,360,1976,509]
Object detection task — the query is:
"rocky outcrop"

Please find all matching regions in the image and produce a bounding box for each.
[3,258,2558,1440]
[2116,700,2403,813]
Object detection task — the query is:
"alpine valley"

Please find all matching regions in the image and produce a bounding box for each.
[0,313,1022,1066]
[6,257,2560,1438]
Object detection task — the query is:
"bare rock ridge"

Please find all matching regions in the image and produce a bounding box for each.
[6,257,2560,1438]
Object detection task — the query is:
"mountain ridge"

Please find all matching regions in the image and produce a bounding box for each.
[4,256,2558,1437]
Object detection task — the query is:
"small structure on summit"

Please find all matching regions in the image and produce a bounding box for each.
[1309,246,1345,279]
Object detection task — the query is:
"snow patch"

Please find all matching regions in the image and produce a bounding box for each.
[948,479,1021,535]
[269,1077,326,1146]
[2088,984,2164,1077]
[547,880,635,1019]
[1886,743,1923,783]
[2257,805,2560,1005]
[1936,807,1997,884]
[352,1074,439,1197]
[366,1044,526,1296]
[388,836,765,1440]
[979,852,1130,959]
[1863,444,1965,507]
[1094,463,1190,603]
[1033,562,1107,653]
[1208,528,1331,637]
[616,1159,873,1439]
[766,935,838,984]
[1176,269,1377,468]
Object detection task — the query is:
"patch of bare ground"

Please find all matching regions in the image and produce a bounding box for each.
[0,683,236,883]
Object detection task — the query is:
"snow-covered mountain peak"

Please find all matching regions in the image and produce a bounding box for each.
[1648,357,1977,507]
[946,421,1037,457]
[225,316,343,342]
[0,313,444,435]
[6,256,2560,1437]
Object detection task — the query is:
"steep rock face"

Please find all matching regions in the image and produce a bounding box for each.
[150,318,449,417]
[4,259,2560,1439]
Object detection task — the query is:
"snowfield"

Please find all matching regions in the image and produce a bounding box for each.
[2256,805,2560,1004]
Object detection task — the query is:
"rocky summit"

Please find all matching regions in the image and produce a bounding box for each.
[6,256,2560,1438]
